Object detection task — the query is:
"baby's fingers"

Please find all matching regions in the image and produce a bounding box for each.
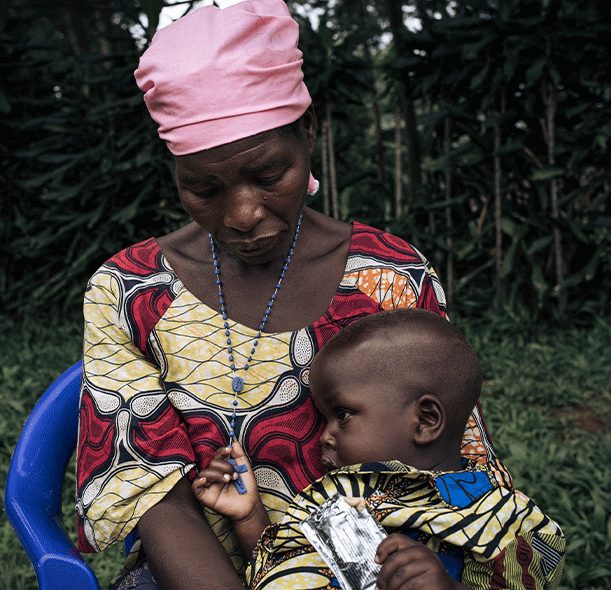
[212,445,232,460]
[376,533,419,564]
[191,475,205,495]
[192,472,208,486]
[200,463,237,484]
[228,441,250,464]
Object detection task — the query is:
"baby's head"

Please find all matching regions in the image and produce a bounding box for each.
[309,309,481,471]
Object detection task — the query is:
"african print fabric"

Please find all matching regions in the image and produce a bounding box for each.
[247,461,565,590]
[75,221,506,574]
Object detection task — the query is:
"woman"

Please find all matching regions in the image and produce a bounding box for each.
[75,2,506,589]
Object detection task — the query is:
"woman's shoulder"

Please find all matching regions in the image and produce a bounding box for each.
[86,235,180,308]
[348,221,430,265]
[96,236,166,276]
[302,210,428,264]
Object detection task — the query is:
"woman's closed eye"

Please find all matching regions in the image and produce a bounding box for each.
[255,165,290,187]
[187,185,219,199]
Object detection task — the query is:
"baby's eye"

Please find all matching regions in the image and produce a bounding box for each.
[336,409,352,424]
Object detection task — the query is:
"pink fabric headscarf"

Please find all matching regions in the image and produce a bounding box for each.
[134,0,312,156]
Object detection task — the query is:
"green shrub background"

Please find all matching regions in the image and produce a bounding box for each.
[1,0,610,588]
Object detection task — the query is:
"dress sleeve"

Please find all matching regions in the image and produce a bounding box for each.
[75,267,196,553]
[410,246,448,317]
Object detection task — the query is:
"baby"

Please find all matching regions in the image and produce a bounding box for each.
[192,309,565,589]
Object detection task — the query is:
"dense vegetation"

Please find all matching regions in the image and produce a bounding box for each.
[1,2,609,589]
[1,0,609,320]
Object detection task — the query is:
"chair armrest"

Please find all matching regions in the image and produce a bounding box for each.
[5,361,100,590]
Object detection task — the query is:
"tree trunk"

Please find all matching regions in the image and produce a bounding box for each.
[326,102,340,219]
[542,79,566,310]
[386,0,422,202]
[493,93,505,310]
[394,105,403,219]
[321,114,330,217]
[444,114,454,305]
[373,100,386,188]
[362,40,386,189]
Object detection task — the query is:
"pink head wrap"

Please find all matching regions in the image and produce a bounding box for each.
[134,0,312,156]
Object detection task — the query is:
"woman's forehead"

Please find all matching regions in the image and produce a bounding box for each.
[174,128,299,175]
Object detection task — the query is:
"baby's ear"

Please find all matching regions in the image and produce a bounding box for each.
[414,395,445,445]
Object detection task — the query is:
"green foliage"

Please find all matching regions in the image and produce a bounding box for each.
[1,314,609,588]
[383,0,611,317]
[458,314,611,590]
[0,2,187,316]
[1,0,610,321]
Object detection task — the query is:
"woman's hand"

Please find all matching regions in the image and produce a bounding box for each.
[192,441,261,522]
[375,533,468,590]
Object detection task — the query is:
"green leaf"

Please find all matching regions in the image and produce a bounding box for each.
[532,167,564,181]
[526,236,553,256]
[525,60,545,88]
[531,264,548,297]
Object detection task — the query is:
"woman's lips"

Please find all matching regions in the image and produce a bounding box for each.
[226,235,279,256]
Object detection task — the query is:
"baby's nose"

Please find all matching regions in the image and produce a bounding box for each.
[319,427,335,449]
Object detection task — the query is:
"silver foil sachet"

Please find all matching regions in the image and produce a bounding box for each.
[299,494,387,590]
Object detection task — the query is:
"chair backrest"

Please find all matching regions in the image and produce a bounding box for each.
[5,361,100,590]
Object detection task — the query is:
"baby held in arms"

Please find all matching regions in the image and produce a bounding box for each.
[192,309,565,590]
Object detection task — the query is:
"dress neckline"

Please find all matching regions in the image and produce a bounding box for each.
[155,221,362,336]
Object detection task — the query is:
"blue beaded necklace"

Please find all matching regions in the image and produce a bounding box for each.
[208,214,303,492]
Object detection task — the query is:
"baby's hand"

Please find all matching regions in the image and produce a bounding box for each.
[191,442,260,522]
[375,533,460,590]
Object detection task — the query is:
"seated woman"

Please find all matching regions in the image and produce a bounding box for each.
[74,2,507,588]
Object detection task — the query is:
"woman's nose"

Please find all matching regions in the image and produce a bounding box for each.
[223,186,264,233]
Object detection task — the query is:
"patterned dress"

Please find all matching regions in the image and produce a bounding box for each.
[75,222,506,573]
[247,461,565,590]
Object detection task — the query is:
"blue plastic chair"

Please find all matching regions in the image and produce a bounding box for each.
[5,361,100,589]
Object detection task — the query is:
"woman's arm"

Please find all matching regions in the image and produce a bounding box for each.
[139,476,244,590]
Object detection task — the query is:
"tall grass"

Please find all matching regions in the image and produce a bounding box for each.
[1,313,609,589]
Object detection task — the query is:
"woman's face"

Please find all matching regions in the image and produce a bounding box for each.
[175,111,316,265]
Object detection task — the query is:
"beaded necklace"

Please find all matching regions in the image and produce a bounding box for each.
[208,214,303,492]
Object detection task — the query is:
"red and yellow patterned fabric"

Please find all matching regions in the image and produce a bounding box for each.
[75,222,505,573]
[247,462,565,590]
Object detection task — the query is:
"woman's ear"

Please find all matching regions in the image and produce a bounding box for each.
[302,105,317,153]
[413,395,445,445]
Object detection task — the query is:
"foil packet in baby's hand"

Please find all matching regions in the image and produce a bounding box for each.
[299,494,387,590]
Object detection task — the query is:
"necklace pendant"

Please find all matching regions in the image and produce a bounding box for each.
[232,376,244,393]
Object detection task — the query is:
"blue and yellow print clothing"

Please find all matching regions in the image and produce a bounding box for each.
[247,461,565,590]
